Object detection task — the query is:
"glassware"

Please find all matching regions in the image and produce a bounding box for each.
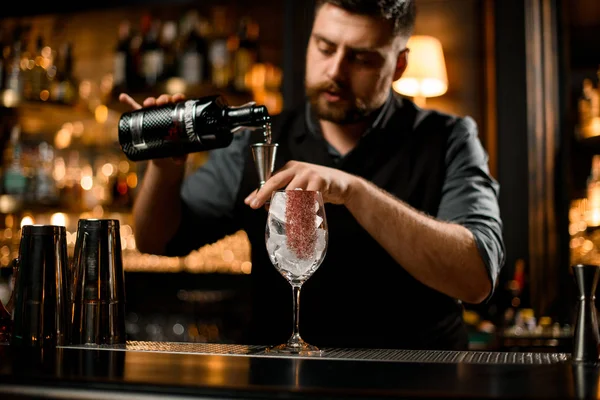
[10,225,70,347]
[71,218,127,345]
[264,189,328,356]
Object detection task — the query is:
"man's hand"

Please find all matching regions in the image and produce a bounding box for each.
[118,92,188,166]
[244,161,358,208]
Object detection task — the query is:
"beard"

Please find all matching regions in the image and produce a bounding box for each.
[305,80,372,124]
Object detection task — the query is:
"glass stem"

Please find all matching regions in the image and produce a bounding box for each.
[291,284,302,341]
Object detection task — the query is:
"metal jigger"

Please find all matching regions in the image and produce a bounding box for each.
[251,143,279,188]
[572,264,600,364]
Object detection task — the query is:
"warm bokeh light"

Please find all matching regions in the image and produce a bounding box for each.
[2,89,20,107]
[165,77,187,94]
[55,128,72,149]
[50,213,68,227]
[95,104,108,124]
[392,35,448,105]
[20,215,34,228]
[72,121,84,137]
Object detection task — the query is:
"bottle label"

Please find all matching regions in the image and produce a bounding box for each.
[130,112,148,149]
[183,100,197,141]
[169,100,210,144]
[180,53,203,85]
[168,102,187,142]
[142,50,164,86]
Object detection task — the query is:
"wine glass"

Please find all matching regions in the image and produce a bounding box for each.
[264,189,328,356]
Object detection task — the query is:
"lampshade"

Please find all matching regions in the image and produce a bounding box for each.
[392,35,448,100]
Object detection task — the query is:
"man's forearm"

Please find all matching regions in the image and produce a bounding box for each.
[133,161,186,255]
[345,177,491,304]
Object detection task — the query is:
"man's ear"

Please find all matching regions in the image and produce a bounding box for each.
[393,49,409,82]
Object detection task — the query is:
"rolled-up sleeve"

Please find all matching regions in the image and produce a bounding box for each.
[436,116,506,299]
[164,130,250,257]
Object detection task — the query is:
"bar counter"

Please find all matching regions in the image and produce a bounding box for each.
[0,341,596,399]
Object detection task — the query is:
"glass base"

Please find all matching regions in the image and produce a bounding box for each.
[265,337,323,356]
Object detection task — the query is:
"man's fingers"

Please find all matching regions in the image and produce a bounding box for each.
[244,189,258,205]
[118,93,142,110]
[142,97,157,107]
[285,176,308,191]
[156,94,172,105]
[250,173,293,208]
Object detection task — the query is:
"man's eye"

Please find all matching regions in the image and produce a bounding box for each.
[318,45,335,55]
[354,56,371,65]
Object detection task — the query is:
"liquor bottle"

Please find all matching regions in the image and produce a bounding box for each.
[208,7,232,89]
[159,20,178,83]
[2,25,25,107]
[2,124,27,198]
[113,20,135,96]
[139,15,164,89]
[33,141,59,205]
[177,11,208,86]
[231,16,259,93]
[28,35,50,102]
[118,94,270,161]
[0,26,8,95]
[586,155,600,227]
[50,41,77,105]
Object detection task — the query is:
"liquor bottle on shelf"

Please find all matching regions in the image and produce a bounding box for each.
[208,7,233,89]
[27,35,51,102]
[159,20,178,84]
[2,124,27,199]
[502,258,526,330]
[231,16,260,93]
[177,11,208,86]
[1,25,25,107]
[585,155,600,228]
[118,94,271,161]
[139,14,164,89]
[50,41,77,105]
[0,26,8,96]
[112,20,136,97]
[33,141,59,205]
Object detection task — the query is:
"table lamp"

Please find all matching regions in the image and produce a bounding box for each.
[392,35,448,108]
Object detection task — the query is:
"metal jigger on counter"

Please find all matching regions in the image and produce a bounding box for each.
[572,264,600,364]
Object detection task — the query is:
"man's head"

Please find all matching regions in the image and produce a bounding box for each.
[305,0,416,124]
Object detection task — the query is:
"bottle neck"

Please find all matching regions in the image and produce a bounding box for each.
[226,105,270,129]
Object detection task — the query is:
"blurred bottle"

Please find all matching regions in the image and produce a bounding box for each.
[1,25,25,107]
[177,10,208,86]
[27,35,51,102]
[33,142,59,205]
[503,258,525,329]
[59,149,83,211]
[112,20,136,96]
[231,16,259,93]
[209,7,232,89]
[0,26,8,96]
[50,41,77,105]
[2,125,27,199]
[159,20,178,83]
[586,155,600,228]
[139,14,164,89]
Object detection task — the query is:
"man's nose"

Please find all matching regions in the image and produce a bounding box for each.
[326,51,347,81]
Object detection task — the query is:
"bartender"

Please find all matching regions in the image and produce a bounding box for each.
[120,0,505,350]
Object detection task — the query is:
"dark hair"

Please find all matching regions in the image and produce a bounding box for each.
[315,0,416,37]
